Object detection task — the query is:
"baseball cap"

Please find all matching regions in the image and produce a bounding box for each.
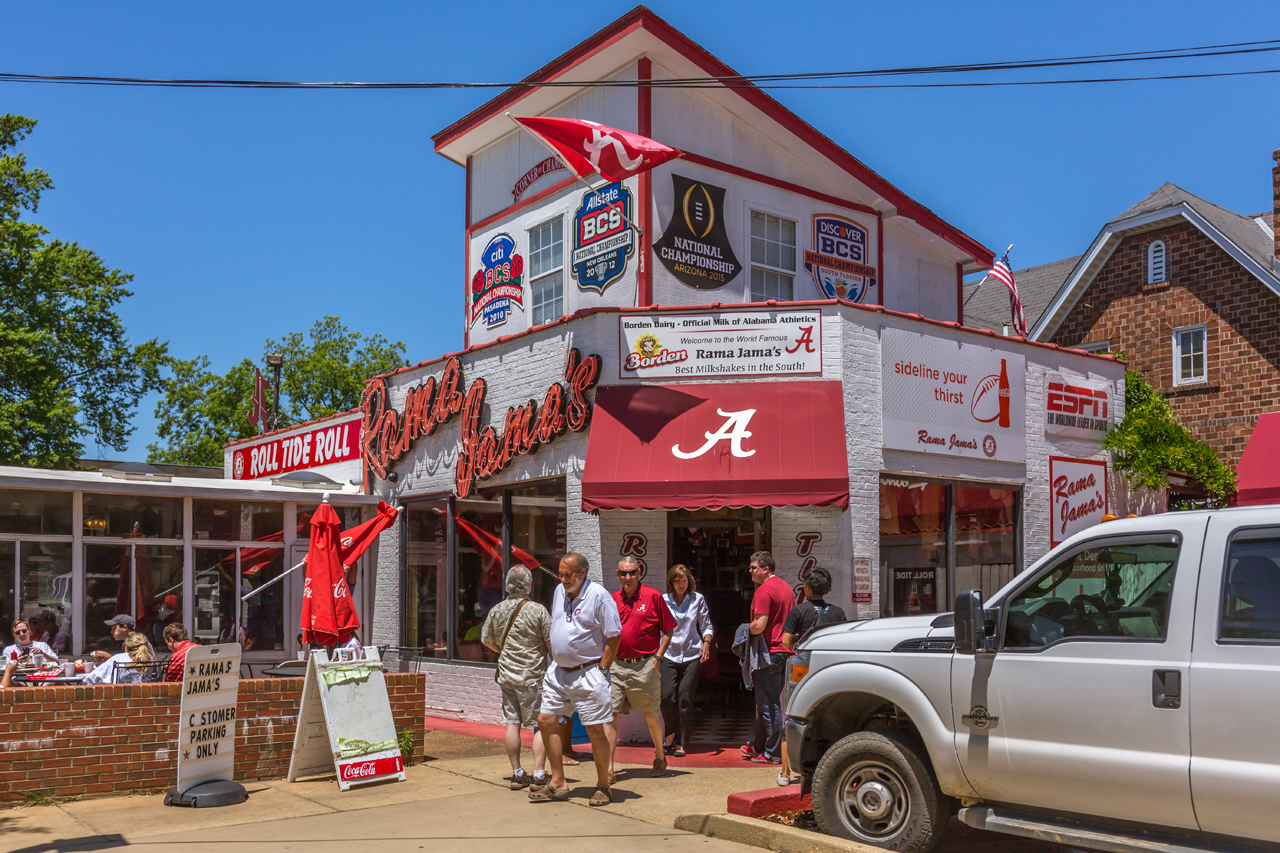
[164,595,179,610]
[104,614,136,628]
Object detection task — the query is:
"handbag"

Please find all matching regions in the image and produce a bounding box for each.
[494,599,528,684]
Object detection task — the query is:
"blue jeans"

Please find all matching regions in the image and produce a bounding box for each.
[751,653,788,760]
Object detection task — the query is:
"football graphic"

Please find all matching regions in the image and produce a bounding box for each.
[970,373,1003,423]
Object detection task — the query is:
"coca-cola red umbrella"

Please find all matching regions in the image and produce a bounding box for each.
[300,502,358,646]
[337,501,400,573]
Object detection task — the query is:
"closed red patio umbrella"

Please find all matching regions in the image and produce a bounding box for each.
[300,502,358,646]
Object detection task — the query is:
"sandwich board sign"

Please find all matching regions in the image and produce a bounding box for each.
[287,646,406,791]
[168,642,245,805]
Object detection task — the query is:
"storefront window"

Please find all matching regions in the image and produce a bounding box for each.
[193,500,283,542]
[954,485,1018,602]
[81,542,182,653]
[20,541,73,655]
[510,481,567,605]
[240,550,284,651]
[403,499,447,655]
[0,489,72,535]
[193,548,236,646]
[454,490,504,662]
[298,504,363,531]
[83,493,182,539]
[1,542,14,646]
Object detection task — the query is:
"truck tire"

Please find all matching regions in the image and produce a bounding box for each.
[811,730,948,852]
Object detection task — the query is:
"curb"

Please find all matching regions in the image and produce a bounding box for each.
[728,786,812,818]
[675,812,883,853]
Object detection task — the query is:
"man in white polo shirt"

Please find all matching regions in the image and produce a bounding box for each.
[530,552,621,807]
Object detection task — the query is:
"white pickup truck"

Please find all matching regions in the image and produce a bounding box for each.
[785,507,1280,853]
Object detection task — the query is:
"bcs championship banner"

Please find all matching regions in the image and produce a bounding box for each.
[881,327,1026,463]
[572,181,634,294]
[1045,372,1114,441]
[654,175,741,290]
[619,310,821,379]
[1050,456,1108,545]
[805,213,877,303]
[471,233,524,330]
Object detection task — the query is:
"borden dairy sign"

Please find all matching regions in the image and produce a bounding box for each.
[619,311,821,379]
[232,416,361,480]
[1050,456,1108,545]
[881,327,1026,463]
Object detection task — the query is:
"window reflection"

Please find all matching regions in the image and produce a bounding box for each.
[954,486,1018,601]
[83,493,182,539]
[81,543,181,653]
[0,490,72,535]
[194,548,236,646]
[880,480,946,615]
[193,500,283,542]
[403,500,447,655]
[454,491,504,662]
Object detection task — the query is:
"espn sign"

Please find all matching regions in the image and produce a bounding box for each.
[1045,372,1114,441]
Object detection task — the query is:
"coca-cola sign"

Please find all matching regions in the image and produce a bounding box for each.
[338,755,403,782]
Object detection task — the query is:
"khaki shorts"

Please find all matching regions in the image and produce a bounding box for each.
[541,662,614,726]
[610,657,661,717]
[500,680,543,729]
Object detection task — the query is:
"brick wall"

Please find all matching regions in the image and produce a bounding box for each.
[1050,221,1280,469]
[0,674,425,803]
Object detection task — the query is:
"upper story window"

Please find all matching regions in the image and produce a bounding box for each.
[1148,240,1167,285]
[1078,340,1111,355]
[528,217,563,327]
[750,211,796,301]
[1173,324,1206,385]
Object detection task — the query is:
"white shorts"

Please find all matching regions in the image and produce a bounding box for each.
[540,662,613,726]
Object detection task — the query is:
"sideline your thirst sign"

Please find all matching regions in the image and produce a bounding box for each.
[288,647,406,791]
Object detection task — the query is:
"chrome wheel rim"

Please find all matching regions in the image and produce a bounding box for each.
[834,760,910,840]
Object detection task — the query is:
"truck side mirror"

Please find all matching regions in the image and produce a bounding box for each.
[954,589,986,655]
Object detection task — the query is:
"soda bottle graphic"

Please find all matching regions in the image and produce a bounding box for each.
[907,581,921,613]
[997,358,1010,429]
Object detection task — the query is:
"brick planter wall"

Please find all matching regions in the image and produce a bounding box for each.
[0,673,425,803]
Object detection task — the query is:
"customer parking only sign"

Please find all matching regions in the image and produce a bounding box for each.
[174,643,242,796]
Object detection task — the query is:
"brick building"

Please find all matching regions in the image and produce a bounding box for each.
[966,151,1280,472]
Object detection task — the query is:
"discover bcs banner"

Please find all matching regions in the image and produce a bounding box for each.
[618,310,822,379]
[881,327,1026,463]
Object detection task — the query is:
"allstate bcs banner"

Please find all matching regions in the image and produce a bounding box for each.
[231,417,362,480]
[881,327,1026,463]
[619,311,822,379]
[572,181,634,294]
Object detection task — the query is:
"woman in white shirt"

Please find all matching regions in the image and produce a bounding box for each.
[83,632,153,685]
[4,620,57,664]
[660,565,713,758]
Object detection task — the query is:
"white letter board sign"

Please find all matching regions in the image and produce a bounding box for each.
[287,647,406,791]
[176,643,242,794]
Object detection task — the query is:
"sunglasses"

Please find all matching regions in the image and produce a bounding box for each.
[13,628,30,635]
[617,570,639,577]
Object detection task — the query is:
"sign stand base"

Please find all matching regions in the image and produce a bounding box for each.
[164,779,248,808]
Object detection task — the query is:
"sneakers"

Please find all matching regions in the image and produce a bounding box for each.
[749,754,781,765]
[739,744,758,758]
[777,772,793,786]
[510,769,533,790]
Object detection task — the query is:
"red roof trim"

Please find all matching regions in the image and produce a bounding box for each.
[225,409,362,448]
[364,300,1120,386]
[432,6,993,268]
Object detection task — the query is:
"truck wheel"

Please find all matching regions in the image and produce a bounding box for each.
[811,731,947,852]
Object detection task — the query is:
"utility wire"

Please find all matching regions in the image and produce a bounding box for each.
[1,37,1277,90]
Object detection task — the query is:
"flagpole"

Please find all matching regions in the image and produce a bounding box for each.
[505,112,643,240]
[963,244,1013,308]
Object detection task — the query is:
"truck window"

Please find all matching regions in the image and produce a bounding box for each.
[1004,539,1179,648]
[1220,534,1280,643]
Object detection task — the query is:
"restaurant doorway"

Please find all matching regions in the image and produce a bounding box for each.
[668,507,770,639]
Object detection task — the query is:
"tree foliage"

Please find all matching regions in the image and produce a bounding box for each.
[1105,369,1236,505]
[0,114,167,468]
[149,317,407,467]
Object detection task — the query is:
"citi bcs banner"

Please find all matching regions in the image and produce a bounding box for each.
[881,327,1026,463]
[231,417,362,480]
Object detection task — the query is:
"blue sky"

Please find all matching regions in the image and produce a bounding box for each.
[4,1,1278,460]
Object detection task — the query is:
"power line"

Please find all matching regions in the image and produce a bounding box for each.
[1,37,1277,91]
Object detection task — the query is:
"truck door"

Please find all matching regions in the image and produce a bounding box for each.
[1189,514,1280,843]
[952,528,1200,829]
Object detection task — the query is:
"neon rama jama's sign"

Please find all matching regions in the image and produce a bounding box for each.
[360,349,601,498]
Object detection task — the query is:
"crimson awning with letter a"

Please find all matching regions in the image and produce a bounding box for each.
[581,382,849,512]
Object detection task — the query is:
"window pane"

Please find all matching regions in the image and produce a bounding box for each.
[241,549,284,652]
[751,267,765,301]
[750,211,766,239]
[83,493,182,539]
[1221,536,1280,642]
[404,499,448,656]
[0,541,13,647]
[82,542,182,655]
[529,218,563,278]
[20,541,73,656]
[298,504,362,531]
[510,479,567,606]
[454,492,504,662]
[532,271,563,327]
[193,500,283,541]
[1004,540,1179,647]
[0,489,72,535]
[880,480,947,615]
[193,548,236,646]
[954,486,1018,602]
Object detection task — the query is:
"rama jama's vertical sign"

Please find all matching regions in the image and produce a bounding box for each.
[175,643,241,795]
[654,175,741,290]
[881,327,1026,463]
[571,181,634,294]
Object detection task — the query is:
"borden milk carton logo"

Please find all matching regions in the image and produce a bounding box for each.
[804,214,876,303]
[624,332,688,372]
[471,233,524,329]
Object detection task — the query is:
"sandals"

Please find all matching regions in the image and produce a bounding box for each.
[562,753,582,766]
[589,788,612,807]
[528,784,570,802]
[673,746,687,758]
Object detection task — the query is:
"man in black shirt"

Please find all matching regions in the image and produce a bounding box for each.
[782,568,846,648]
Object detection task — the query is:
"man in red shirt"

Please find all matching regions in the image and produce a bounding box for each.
[163,623,200,682]
[743,551,793,764]
[609,555,676,780]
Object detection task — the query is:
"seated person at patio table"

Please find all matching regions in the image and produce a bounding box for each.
[41,611,72,656]
[163,623,200,682]
[83,632,153,685]
[3,620,57,664]
[1,660,16,688]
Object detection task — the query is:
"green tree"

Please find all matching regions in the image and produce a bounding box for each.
[148,317,407,467]
[0,114,166,468]
[1105,368,1236,506]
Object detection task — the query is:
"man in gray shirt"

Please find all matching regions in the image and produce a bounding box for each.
[482,565,552,790]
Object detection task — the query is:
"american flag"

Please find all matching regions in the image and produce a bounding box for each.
[989,249,1028,338]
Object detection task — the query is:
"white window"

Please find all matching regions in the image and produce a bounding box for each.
[1078,340,1111,354]
[1172,325,1206,385]
[1148,240,1166,285]
[528,218,563,327]
[750,211,796,302]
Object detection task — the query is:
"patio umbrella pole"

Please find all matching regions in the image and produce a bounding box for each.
[239,558,306,602]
